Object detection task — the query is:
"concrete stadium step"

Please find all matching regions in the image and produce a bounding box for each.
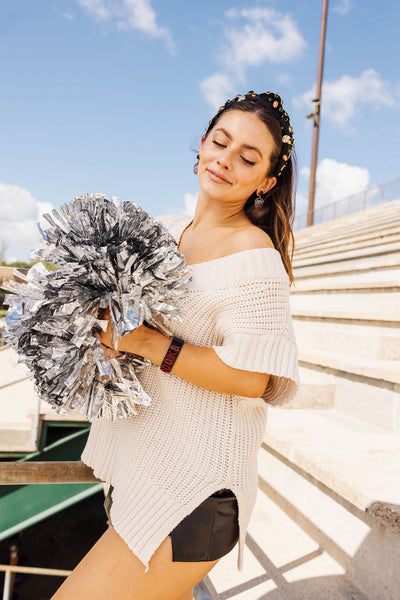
[291,278,400,292]
[294,230,400,263]
[0,346,31,388]
[294,208,400,264]
[258,408,400,600]
[293,319,400,361]
[0,422,37,454]
[295,199,400,249]
[293,268,400,287]
[295,212,400,256]
[293,253,400,280]
[295,215,400,246]
[0,347,88,453]
[297,360,400,433]
[295,203,400,249]
[290,288,400,321]
[0,378,39,425]
[298,348,400,385]
[293,239,400,269]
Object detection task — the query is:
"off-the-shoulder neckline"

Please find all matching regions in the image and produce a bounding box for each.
[185,246,280,268]
[170,214,280,268]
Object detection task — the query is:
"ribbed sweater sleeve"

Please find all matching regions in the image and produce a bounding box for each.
[211,250,299,405]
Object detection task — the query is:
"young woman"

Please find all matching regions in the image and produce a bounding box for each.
[52,91,299,600]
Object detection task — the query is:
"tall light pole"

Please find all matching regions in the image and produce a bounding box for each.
[307,0,329,227]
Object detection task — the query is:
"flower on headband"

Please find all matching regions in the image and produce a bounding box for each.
[237,95,246,101]
[282,135,292,145]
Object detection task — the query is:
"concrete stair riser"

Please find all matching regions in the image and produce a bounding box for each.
[296,202,400,234]
[0,428,37,452]
[293,319,400,361]
[295,199,400,243]
[292,279,400,292]
[295,220,400,248]
[290,289,400,321]
[294,231,400,263]
[293,241,400,269]
[293,255,400,279]
[334,378,400,434]
[295,217,400,257]
[297,363,400,433]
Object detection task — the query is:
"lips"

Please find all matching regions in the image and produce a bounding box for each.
[206,168,231,185]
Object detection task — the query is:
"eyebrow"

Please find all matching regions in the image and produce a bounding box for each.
[214,127,263,159]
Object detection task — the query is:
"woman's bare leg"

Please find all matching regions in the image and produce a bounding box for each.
[51,525,218,600]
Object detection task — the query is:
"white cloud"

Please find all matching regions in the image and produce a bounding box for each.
[316,159,369,205]
[222,8,306,75]
[183,193,197,216]
[200,7,305,107]
[296,69,396,127]
[78,0,110,20]
[0,183,55,261]
[295,192,309,214]
[333,0,353,16]
[300,166,310,178]
[0,183,38,221]
[200,73,236,111]
[77,0,174,51]
[296,159,370,224]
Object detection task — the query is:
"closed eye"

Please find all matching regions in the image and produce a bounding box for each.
[241,156,256,166]
[212,139,256,165]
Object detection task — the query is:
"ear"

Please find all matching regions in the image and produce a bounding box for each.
[260,176,277,195]
[199,135,206,152]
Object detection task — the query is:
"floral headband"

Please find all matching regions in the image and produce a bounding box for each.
[205,91,295,178]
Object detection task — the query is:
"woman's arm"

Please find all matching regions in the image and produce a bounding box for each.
[99,318,269,399]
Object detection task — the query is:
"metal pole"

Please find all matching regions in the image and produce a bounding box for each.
[307,0,329,227]
[2,571,11,600]
[0,564,71,577]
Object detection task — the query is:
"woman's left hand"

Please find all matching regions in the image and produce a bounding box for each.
[97,307,171,361]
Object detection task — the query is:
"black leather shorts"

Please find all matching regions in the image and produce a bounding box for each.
[104,487,239,563]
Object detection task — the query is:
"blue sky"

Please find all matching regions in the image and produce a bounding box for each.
[1,0,399,261]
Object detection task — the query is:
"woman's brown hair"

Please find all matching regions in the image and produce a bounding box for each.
[205,99,297,284]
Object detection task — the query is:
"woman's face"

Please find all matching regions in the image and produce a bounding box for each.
[198,109,277,207]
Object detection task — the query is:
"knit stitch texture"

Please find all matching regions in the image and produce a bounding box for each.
[81,214,299,572]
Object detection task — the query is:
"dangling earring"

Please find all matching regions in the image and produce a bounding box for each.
[254,189,265,208]
[193,154,200,175]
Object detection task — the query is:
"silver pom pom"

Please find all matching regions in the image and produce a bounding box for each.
[3,194,191,421]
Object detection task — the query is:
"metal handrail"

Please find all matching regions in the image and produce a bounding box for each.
[294,176,400,231]
[0,564,71,576]
[0,461,100,598]
[0,461,100,485]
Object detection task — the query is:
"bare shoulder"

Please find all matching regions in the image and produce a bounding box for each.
[227,225,275,252]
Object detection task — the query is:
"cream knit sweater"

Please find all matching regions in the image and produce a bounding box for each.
[81,214,299,572]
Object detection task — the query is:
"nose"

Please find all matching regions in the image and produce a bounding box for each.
[217,148,233,170]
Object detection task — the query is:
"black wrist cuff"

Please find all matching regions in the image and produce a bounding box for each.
[160,338,183,373]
